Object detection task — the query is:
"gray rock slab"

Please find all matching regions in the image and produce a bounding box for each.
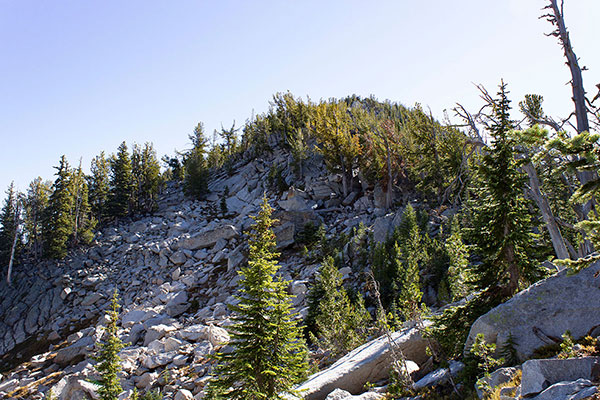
[179,225,238,250]
[54,336,95,367]
[531,378,597,400]
[521,357,600,397]
[166,291,189,317]
[466,261,600,360]
[293,322,431,400]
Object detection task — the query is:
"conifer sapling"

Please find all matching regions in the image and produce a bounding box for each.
[94,289,125,400]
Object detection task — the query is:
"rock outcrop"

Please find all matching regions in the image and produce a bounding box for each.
[293,322,431,400]
[520,357,600,397]
[465,261,600,360]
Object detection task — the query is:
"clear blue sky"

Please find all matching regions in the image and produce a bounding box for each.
[1,0,599,196]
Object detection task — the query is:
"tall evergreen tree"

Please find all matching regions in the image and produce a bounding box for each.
[89,152,110,221]
[218,121,239,158]
[468,82,541,296]
[70,163,95,246]
[132,143,161,213]
[108,142,134,218]
[445,217,470,301]
[371,204,426,317]
[207,197,308,399]
[23,177,51,260]
[184,123,209,199]
[310,101,361,197]
[308,256,370,359]
[0,182,18,267]
[43,156,73,259]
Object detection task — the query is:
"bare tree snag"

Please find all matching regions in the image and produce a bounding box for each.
[6,200,20,286]
[522,161,571,260]
[543,0,589,134]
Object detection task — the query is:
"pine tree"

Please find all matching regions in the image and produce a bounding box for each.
[43,156,73,259]
[23,177,51,260]
[219,121,239,158]
[445,217,470,301]
[94,289,125,400]
[108,142,134,218]
[371,204,426,318]
[132,143,161,213]
[89,152,110,222]
[310,101,361,197]
[184,123,209,199]
[0,182,18,266]
[207,196,308,400]
[220,186,229,216]
[70,163,95,246]
[468,82,541,296]
[309,256,370,359]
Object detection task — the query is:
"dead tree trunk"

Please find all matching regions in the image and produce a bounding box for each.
[374,125,395,210]
[544,0,589,134]
[6,201,20,285]
[544,0,596,254]
[523,161,572,260]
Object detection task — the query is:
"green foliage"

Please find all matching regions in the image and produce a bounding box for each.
[132,142,162,212]
[242,113,272,156]
[386,363,416,398]
[470,333,504,396]
[267,165,289,193]
[220,186,229,216]
[546,130,600,207]
[307,257,370,359]
[445,217,471,301]
[402,104,466,202]
[161,155,185,182]
[519,94,545,126]
[238,93,468,206]
[89,152,111,221]
[427,288,504,359]
[23,177,51,260]
[309,101,361,197]
[219,121,240,159]
[43,389,56,400]
[69,164,95,246]
[499,333,519,366]
[207,197,308,399]
[561,218,600,273]
[183,123,209,199]
[558,330,575,359]
[371,204,427,319]
[94,289,125,400]
[139,389,163,400]
[43,156,73,259]
[0,182,19,266]
[206,130,226,170]
[108,142,134,218]
[296,222,324,249]
[466,82,542,295]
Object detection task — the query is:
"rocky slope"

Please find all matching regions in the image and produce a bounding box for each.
[2,140,600,400]
[0,142,426,400]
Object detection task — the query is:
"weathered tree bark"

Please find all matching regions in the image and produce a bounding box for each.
[523,161,572,261]
[545,0,589,135]
[544,0,596,255]
[6,201,20,285]
[384,140,393,210]
[376,128,394,210]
